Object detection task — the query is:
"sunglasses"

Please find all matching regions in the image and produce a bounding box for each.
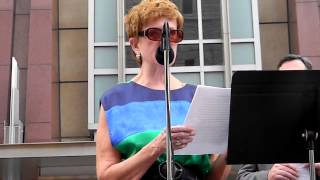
[138,28,184,43]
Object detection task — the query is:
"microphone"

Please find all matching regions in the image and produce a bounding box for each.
[155,21,174,65]
[156,47,174,65]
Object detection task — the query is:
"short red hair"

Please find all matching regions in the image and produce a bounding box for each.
[125,0,184,38]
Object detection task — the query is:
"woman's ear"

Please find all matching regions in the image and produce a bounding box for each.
[129,37,140,55]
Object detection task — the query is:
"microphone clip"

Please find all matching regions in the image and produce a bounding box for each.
[161,21,171,52]
[156,21,174,65]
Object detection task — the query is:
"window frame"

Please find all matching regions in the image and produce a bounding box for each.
[88,0,261,130]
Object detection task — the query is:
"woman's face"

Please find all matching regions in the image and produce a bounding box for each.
[132,18,180,66]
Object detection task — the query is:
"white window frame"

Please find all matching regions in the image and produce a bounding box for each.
[88,0,261,130]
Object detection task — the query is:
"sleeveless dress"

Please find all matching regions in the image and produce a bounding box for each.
[100,81,212,174]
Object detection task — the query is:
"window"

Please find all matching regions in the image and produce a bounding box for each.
[183,0,193,14]
[88,0,261,129]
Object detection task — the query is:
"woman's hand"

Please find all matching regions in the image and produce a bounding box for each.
[149,126,195,154]
[171,126,195,150]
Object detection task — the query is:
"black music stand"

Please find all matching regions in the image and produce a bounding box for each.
[227,70,320,179]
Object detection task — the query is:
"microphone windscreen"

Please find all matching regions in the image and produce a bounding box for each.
[155,47,174,65]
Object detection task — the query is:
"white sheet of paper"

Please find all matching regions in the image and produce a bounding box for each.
[289,163,310,180]
[175,85,231,155]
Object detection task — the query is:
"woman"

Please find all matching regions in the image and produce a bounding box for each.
[96,0,229,179]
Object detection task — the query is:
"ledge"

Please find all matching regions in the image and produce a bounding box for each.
[0,141,96,158]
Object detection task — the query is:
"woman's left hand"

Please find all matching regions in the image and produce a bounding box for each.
[170,126,195,150]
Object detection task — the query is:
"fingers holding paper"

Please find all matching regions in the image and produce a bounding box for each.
[163,126,195,150]
[316,163,320,176]
[268,164,299,180]
[151,126,195,152]
[304,162,320,176]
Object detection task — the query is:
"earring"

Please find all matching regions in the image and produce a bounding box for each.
[135,53,141,59]
[135,52,142,66]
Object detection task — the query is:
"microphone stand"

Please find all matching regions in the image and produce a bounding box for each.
[302,129,318,180]
[162,21,174,180]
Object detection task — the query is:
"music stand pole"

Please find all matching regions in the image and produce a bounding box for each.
[302,130,318,180]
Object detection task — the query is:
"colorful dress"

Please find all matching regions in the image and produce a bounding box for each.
[100,81,211,174]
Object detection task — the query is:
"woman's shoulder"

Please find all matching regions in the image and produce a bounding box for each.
[104,82,133,96]
[100,81,135,110]
[184,83,197,92]
[171,83,197,101]
[180,83,197,97]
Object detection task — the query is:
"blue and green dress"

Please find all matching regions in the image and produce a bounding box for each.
[100,81,212,175]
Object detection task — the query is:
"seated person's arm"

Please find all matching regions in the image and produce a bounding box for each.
[237,164,269,180]
[237,164,299,180]
[96,106,165,180]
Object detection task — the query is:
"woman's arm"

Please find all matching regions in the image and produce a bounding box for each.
[206,154,231,180]
[96,105,166,180]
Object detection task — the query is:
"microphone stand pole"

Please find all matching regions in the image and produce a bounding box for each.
[302,130,318,180]
[162,21,174,180]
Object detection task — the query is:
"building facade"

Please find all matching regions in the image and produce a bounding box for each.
[0,0,319,179]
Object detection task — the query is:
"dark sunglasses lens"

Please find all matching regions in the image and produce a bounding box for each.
[146,28,162,41]
[170,30,183,43]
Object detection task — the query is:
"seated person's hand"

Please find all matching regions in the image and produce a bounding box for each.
[268,164,299,180]
[302,162,320,177]
[316,163,320,176]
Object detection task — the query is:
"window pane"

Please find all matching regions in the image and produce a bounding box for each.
[95,0,117,42]
[231,43,255,65]
[229,0,253,38]
[204,43,223,65]
[125,74,137,82]
[124,0,140,41]
[182,0,193,14]
[173,73,200,85]
[202,0,221,39]
[125,46,139,68]
[94,75,118,123]
[125,0,140,14]
[204,72,225,87]
[172,0,198,40]
[175,44,199,66]
[95,47,118,68]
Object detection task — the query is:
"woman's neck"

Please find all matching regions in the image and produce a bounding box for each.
[132,64,184,90]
